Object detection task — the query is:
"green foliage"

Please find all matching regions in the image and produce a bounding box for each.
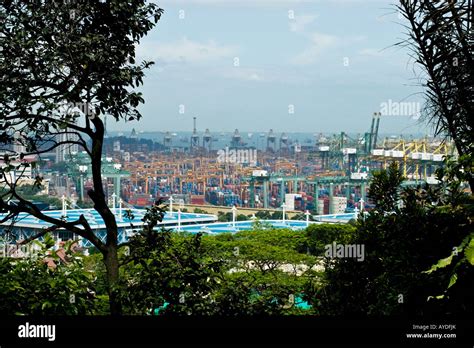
[254,211,271,219]
[291,213,315,221]
[397,0,473,174]
[211,270,312,315]
[368,162,404,212]
[0,235,97,315]
[203,229,320,315]
[421,155,474,301]
[217,211,248,222]
[13,184,42,196]
[1,1,164,127]
[250,218,274,230]
[303,223,356,256]
[237,214,249,221]
[435,154,474,204]
[1,221,321,315]
[118,230,223,315]
[254,210,286,220]
[0,183,62,211]
[313,161,474,315]
[2,158,470,316]
[83,252,110,314]
[1,0,164,315]
[206,229,309,257]
[466,238,474,266]
[115,228,319,315]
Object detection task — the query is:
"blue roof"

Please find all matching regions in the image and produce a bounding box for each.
[0,208,217,230]
[0,209,355,248]
[173,213,356,234]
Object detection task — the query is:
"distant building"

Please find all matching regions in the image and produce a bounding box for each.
[113,140,121,152]
[55,131,79,163]
[13,131,26,154]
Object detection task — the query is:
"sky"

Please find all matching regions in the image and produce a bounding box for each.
[110,0,432,136]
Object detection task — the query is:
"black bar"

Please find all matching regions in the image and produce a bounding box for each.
[0,316,472,347]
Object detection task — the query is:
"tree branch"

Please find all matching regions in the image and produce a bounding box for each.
[0,191,106,253]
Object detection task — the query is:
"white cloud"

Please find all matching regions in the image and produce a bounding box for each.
[291,32,338,65]
[137,37,239,64]
[358,48,385,57]
[220,67,265,82]
[289,14,318,33]
[155,0,382,5]
[155,0,314,6]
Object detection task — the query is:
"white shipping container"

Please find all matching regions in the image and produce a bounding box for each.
[411,152,422,160]
[392,151,404,158]
[330,204,347,214]
[317,199,325,215]
[330,197,347,214]
[285,194,301,211]
[432,154,444,162]
[350,172,368,180]
[426,176,440,184]
[342,148,357,155]
[332,197,347,202]
[319,146,330,152]
[252,170,268,177]
[285,198,295,211]
[421,153,433,161]
[371,149,385,156]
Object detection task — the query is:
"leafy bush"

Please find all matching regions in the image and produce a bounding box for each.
[0,234,97,315]
[303,223,356,256]
[117,228,320,315]
[313,162,474,315]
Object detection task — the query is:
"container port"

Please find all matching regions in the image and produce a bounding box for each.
[30,113,454,216]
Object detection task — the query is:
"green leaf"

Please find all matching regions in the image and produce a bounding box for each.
[447,273,458,289]
[424,253,453,274]
[424,235,471,274]
[465,238,474,266]
[427,294,445,301]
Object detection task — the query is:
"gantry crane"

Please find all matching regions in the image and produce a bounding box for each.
[66,152,130,202]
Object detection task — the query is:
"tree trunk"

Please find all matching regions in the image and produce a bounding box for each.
[88,116,123,315]
[104,244,122,315]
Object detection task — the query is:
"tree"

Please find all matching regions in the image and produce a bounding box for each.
[119,230,224,315]
[313,163,474,315]
[0,234,97,315]
[397,0,474,190]
[203,229,319,315]
[115,225,319,315]
[303,223,356,256]
[421,154,474,309]
[0,0,163,314]
[217,211,248,222]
